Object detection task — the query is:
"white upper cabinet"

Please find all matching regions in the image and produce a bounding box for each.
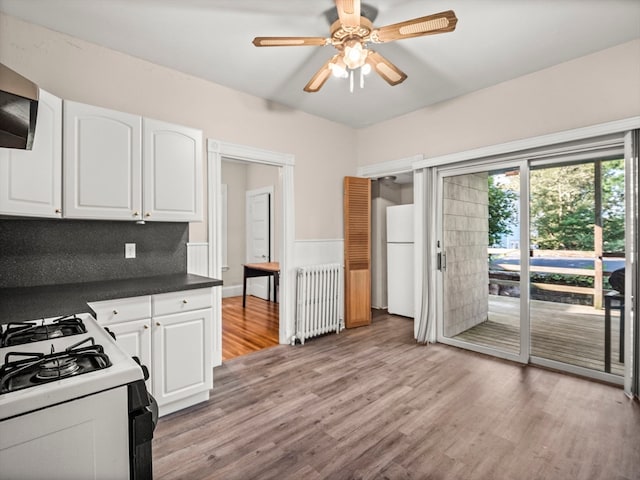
[143,118,202,222]
[63,101,143,220]
[63,100,203,222]
[0,90,62,218]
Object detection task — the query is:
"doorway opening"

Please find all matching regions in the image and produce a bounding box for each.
[370,172,415,318]
[220,158,280,360]
[207,139,295,368]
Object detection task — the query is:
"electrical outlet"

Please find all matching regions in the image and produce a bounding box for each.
[125,243,136,259]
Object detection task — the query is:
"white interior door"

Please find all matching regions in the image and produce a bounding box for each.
[246,188,273,300]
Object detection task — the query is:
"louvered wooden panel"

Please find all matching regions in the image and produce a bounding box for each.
[344,176,371,328]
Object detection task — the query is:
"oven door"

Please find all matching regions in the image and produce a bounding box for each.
[0,386,130,480]
[128,379,157,480]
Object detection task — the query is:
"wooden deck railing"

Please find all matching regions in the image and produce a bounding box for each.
[488,249,623,309]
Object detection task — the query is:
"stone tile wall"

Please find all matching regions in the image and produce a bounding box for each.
[443,172,489,337]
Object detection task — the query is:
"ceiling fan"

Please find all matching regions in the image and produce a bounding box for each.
[252,0,458,93]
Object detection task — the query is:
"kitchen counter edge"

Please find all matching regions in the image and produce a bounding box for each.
[0,274,223,323]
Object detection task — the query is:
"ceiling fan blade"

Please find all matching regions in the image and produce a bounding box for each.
[365,51,407,86]
[336,0,361,29]
[303,56,337,93]
[253,37,328,47]
[372,10,458,43]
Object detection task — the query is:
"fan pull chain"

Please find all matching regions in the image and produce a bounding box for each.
[349,70,354,93]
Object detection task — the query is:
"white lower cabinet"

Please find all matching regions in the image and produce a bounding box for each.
[90,288,214,417]
[106,318,152,391]
[152,308,212,416]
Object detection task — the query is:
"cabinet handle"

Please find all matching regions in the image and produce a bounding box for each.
[182,299,188,304]
[145,213,151,218]
[113,310,118,315]
[144,324,149,329]
[156,322,161,327]
[133,211,139,217]
[55,208,62,214]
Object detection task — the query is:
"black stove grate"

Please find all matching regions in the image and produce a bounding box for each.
[0,315,87,347]
[0,337,111,394]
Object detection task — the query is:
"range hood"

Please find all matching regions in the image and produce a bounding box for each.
[0,63,39,150]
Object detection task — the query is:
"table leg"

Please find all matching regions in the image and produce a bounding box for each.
[619,304,624,363]
[604,297,611,373]
[243,269,248,308]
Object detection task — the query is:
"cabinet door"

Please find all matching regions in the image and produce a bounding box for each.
[107,318,152,390]
[143,118,202,222]
[152,309,212,407]
[64,101,142,220]
[0,90,62,218]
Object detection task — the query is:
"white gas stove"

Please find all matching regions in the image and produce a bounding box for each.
[0,313,155,479]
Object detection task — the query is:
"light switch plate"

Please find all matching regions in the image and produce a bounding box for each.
[125,243,136,259]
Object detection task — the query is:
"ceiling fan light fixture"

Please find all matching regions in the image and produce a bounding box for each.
[343,39,368,69]
[253,1,458,93]
[329,57,348,78]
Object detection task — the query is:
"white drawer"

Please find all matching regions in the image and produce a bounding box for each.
[152,288,212,317]
[90,295,151,325]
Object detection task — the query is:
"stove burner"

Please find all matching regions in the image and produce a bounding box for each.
[1,315,87,347]
[35,356,81,380]
[0,337,111,394]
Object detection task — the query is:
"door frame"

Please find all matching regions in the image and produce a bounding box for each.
[207,139,295,353]
[357,155,424,338]
[433,149,629,386]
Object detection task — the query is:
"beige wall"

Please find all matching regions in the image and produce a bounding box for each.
[356,39,640,166]
[221,160,247,286]
[0,13,357,243]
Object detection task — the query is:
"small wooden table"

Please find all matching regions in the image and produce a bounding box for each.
[243,262,280,308]
[604,291,624,373]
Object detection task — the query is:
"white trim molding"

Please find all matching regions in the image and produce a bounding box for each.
[357,154,424,179]
[208,139,295,347]
[415,116,640,169]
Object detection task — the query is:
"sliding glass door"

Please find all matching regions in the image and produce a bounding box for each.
[436,162,529,363]
[529,158,626,377]
[435,148,631,384]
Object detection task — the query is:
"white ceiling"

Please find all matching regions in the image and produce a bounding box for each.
[1,0,639,128]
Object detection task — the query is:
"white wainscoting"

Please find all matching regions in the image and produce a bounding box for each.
[187,243,209,277]
[294,239,345,321]
[294,239,343,267]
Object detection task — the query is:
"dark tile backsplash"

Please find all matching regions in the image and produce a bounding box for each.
[0,219,188,288]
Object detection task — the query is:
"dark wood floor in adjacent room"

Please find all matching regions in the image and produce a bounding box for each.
[221,295,279,361]
[153,312,640,480]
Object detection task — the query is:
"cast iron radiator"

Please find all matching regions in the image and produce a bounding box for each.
[294,263,343,344]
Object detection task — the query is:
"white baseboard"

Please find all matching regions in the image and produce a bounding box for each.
[222,285,243,298]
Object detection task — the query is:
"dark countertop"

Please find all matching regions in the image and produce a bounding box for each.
[0,273,223,323]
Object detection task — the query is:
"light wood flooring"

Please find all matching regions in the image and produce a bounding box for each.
[222,295,279,361]
[455,296,624,375]
[153,312,640,480]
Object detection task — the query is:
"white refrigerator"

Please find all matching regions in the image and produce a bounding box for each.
[386,204,414,318]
